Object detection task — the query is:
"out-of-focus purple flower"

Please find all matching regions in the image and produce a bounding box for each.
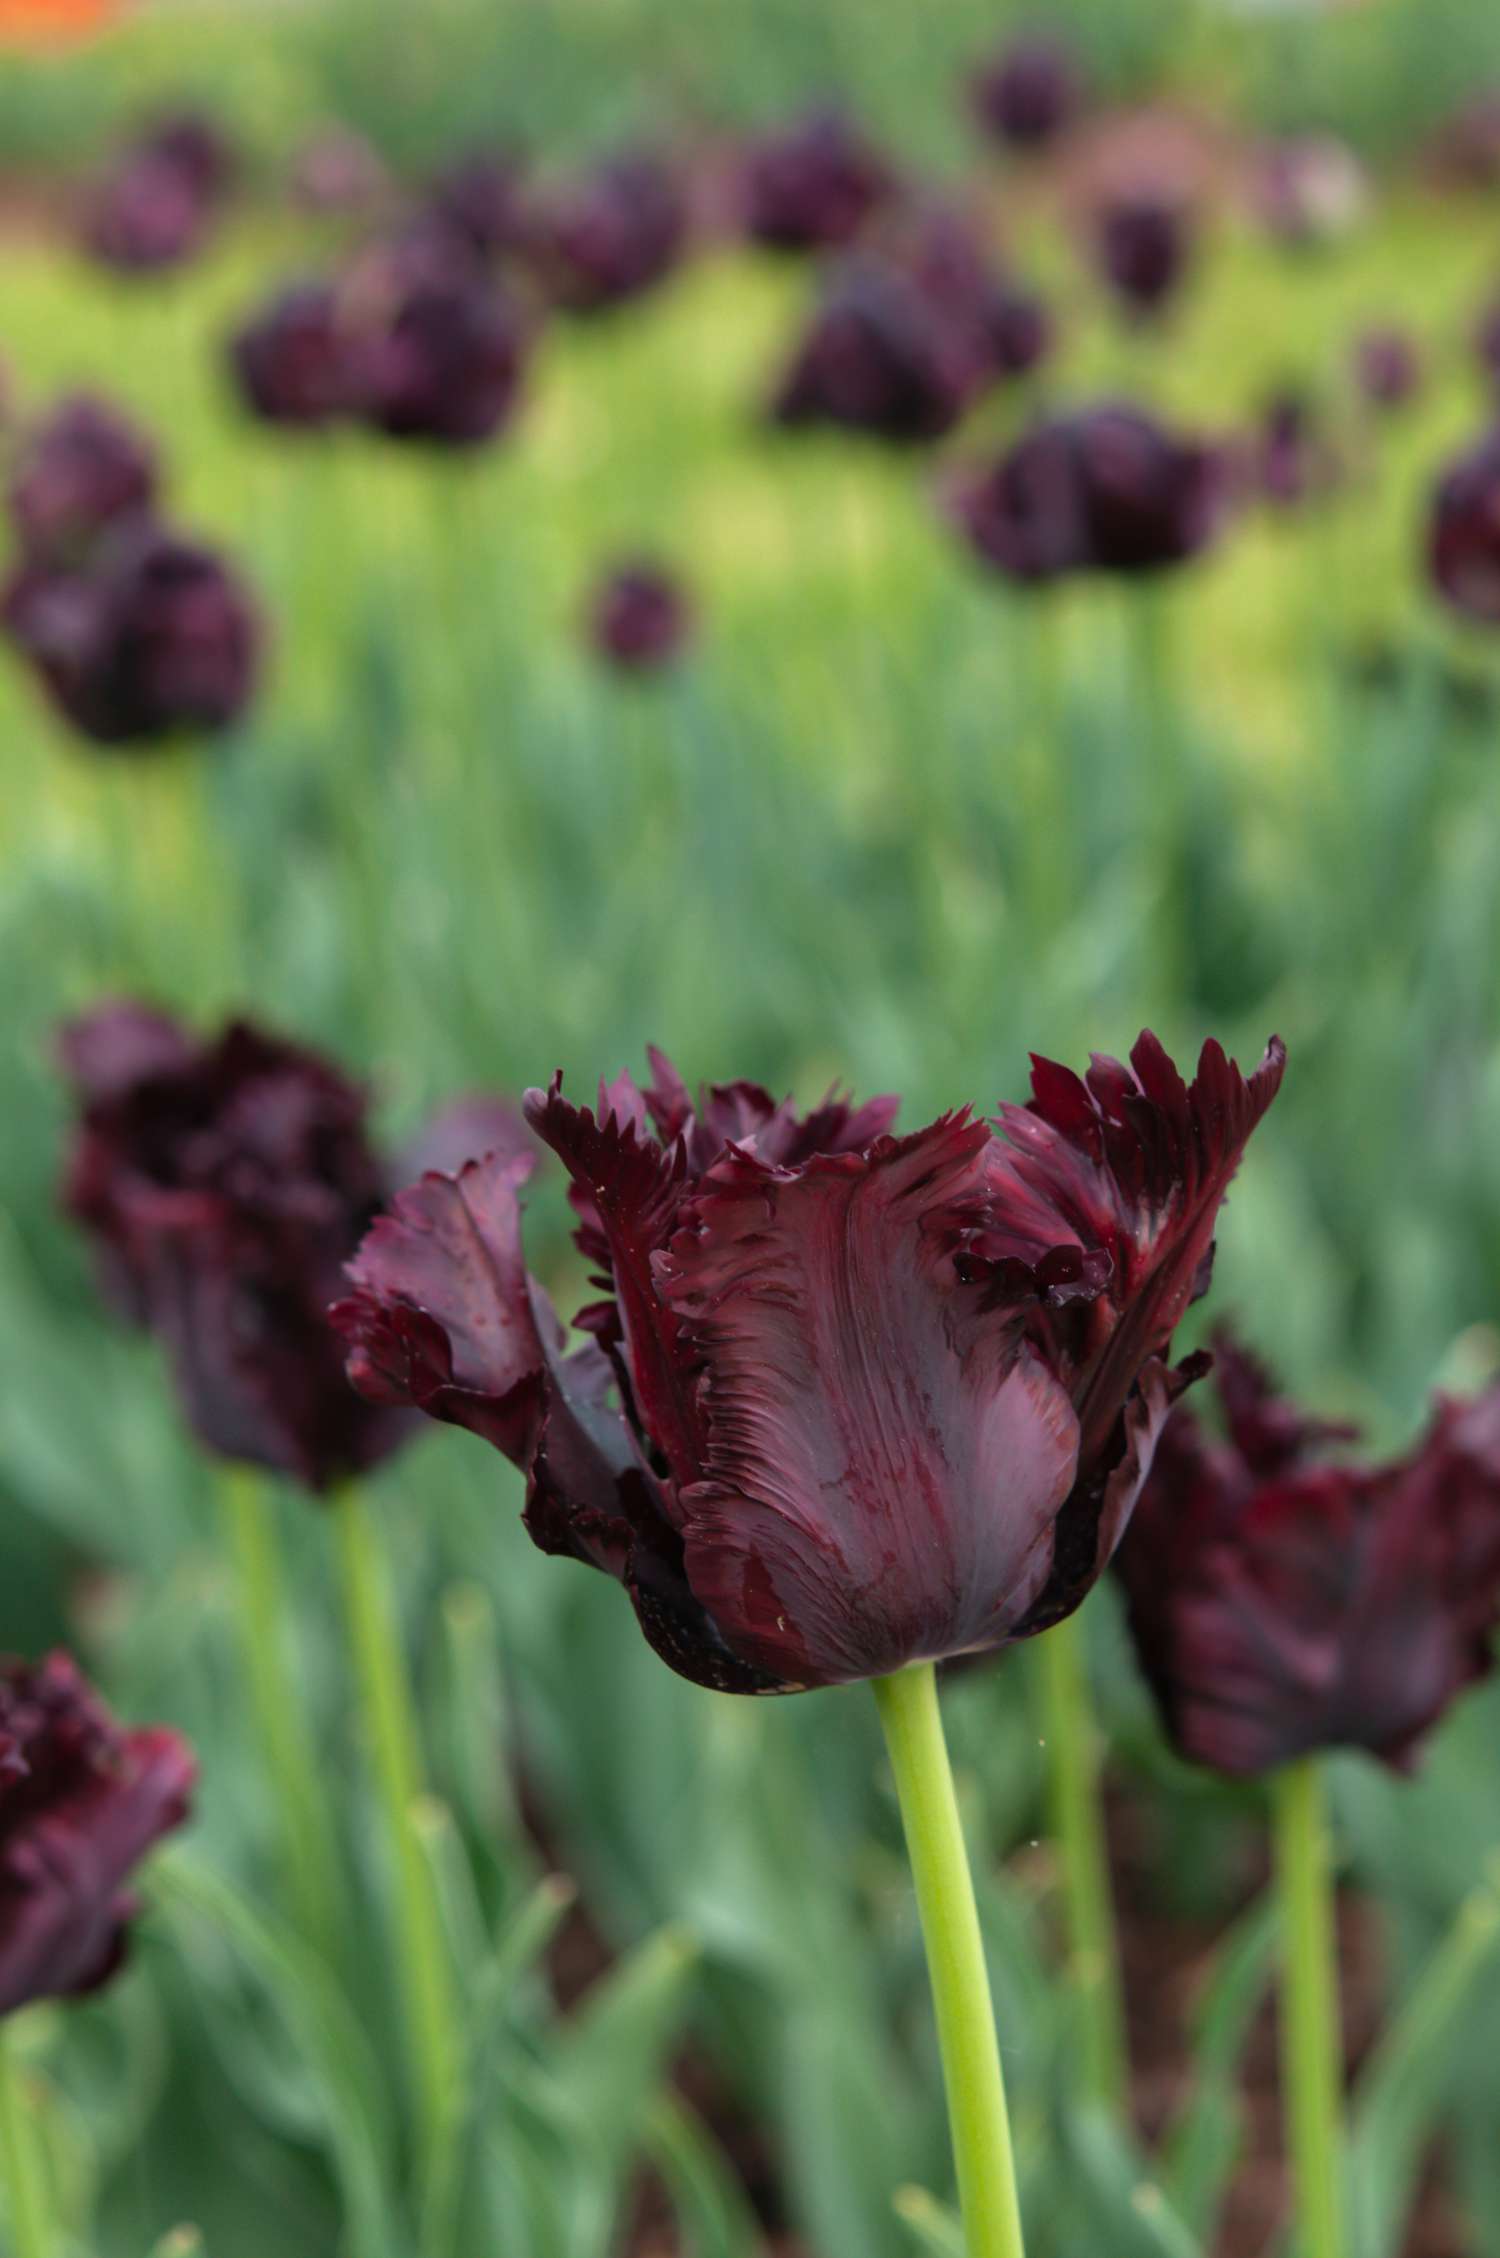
[139,112,235,201]
[1253,136,1368,249]
[952,403,1228,583]
[1472,300,1500,394]
[291,127,388,217]
[1426,93,1500,189]
[1092,192,1192,320]
[985,284,1053,379]
[1429,428,1500,626]
[423,148,527,262]
[395,1095,536,1186]
[1117,1334,1500,1776]
[588,560,693,673]
[524,154,686,313]
[738,109,894,252]
[229,281,358,429]
[7,394,158,565]
[345,239,527,445]
[1253,390,1341,511]
[970,33,1082,152]
[1352,324,1422,410]
[4,522,260,747]
[337,1033,1282,1694]
[772,254,990,444]
[0,1652,194,2018]
[82,153,211,273]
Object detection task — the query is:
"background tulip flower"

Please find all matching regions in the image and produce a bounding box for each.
[6,393,158,564]
[1254,389,1341,510]
[0,1651,194,2017]
[3,521,260,745]
[1116,1333,1500,1776]
[336,1033,1282,1693]
[737,109,895,252]
[1428,429,1500,626]
[290,125,387,217]
[1352,324,1422,410]
[524,153,685,313]
[772,259,989,443]
[421,148,527,262]
[346,242,527,445]
[1092,192,1193,321]
[969,32,1082,152]
[229,280,357,428]
[588,560,693,672]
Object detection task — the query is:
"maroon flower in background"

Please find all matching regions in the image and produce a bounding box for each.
[952,404,1228,583]
[1116,1334,1500,1776]
[80,114,233,276]
[772,257,989,444]
[0,1653,194,2017]
[1252,390,1340,511]
[1429,429,1500,627]
[291,127,388,217]
[984,284,1053,381]
[1472,301,1500,395]
[4,522,260,747]
[588,561,693,673]
[337,1033,1283,1694]
[7,395,158,565]
[970,33,1082,152]
[230,281,357,428]
[1092,192,1192,321]
[346,240,527,445]
[140,112,235,202]
[1352,325,1421,411]
[738,110,894,252]
[423,148,527,263]
[525,154,685,313]
[1426,94,1500,190]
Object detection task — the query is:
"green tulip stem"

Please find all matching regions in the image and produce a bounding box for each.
[1273,1756,1347,2258]
[0,2027,52,2258]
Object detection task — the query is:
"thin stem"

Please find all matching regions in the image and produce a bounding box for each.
[873,1663,1026,2258]
[219,1466,341,1952]
[0,2026,53,2258]
[333,1485,458,2181]
[1034,1616,1129,2111]
[1272,1757,1347,2258]
[1128,587,1184,1012]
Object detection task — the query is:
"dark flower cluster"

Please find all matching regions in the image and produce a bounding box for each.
[969,33,1083,152]
[1091,191,1193,322]
[737,110,895,252]
[81,111,236,274]
[58,1002,527,1492]
[337,1032,1282,1694]
[588,561,694,673]
[522,153,686,314]
[0,392,260,747]
[0,1653,194,2018]
[952,404,1228,582]
[1117,1334,1500,1776]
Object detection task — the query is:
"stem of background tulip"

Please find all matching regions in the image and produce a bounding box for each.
[1033,1617,1129,2112]
[0,2027,52,2258]
[1272,1757,1347,2258]
[333,1486,458,2179]
[219,1467,340,1952]
[1128,588,1184,1010]
[873,1663,1026,2258]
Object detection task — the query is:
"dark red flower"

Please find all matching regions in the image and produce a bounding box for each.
[423,149,527,262]
[1116,1334,1500,1776]
[952,404,1228,583]
[345,240,527,445]
[772,257,990,444]
[337,1034,1283,1694]
[4,521,260,747]
[7,395,158,565]
[1352,325,1421,410]
[1473,301,1500,394]
[1426,95,1500,189]
[0,1652,194,2017]
[1253,390,1340,511]
[588,561,692,672]
[984,285,1053,380]
[229,281,357,428]
[1428,429,1500,627]
[969,34,1082,152]
[138,112,235,201]
[525,154,685,314]
[82,152,210,273]
[738,110,894,252]
[1093,193,1192,321]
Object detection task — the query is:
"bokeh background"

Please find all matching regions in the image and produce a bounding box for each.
[5,1,1500,2253]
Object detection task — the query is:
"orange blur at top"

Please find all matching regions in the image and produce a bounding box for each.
[0,0,121,47]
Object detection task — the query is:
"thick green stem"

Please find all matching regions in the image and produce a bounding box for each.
[220,1467,340,1951]
[0,2028,52,2258]
[873,1663,1026,2258]
[1034,1616,1130,2111]
[1273,1758,1347,2258]
[334,1487,458,2180]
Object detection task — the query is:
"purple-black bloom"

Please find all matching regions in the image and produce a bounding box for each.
[0,1652,194,2017]
[525,154,685,314]
[1116,1335,1500,1776]
[969,33,1082,152]
[1092,192,1192,321]
[337,1035,1283,1695]
[7,394,158,565]
[422,149,527,262]
[1428,429,1500,627]
[772,257,989,444]
[1351,325,1421,411]
[345,241,527,445]
[229,281,357,428]
[588,561,693,673]
[1253,390,1340,511]
[738,110,894,252]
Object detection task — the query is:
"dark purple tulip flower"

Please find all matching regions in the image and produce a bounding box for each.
[589,561,693,673]
[1117,1334,1500,1777]
[229,281,357,428]
[82,152,211,273]
[953,404,1228,583]
[1253,390,1340,511]
[985,285,1053,380]
[139,112,235,202]
[1429,429,1500,627]
[1472,302,1500,394]
[970,34,1082,152]
[336,1033,1283,1694]
[1427,94,1500,189]
[773,259,989,444]
[348,242,527,445]
[423,149,527,262]
[1352,325,1421,410]
[7,395,158,565]
[525,154,685,313]
[0,1653,195,2018]
[738,110,894,252]
[1093,193,1192,321]
[4,522,260,747]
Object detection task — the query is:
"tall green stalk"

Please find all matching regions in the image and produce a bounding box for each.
[873,1663,1026,2258]
[1273,1757,1347,2258]
[220,1467,340,1952]
[1034,1616,1129,2111]
[0,2028,52,2258]
[333,1486,459,2183]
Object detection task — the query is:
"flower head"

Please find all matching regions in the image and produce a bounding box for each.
[1116,1334,1500,1775]
[345,239,527,445]
[0,1652,194,2017]
[291,127,387,217]
[1253,390,1340,511]
[422,148,527,262]
[772,256,990,445]
[7,394,158,565]
[525,154,685,314]
[952,403,1228,583]
[1429,430,1500,627]
[337,1034,1283,1693]
[1352,325,1421,411]
[969,33,1082,152]
[738,110,894,252]
[80,117,231,275]
[230,280,357,428]
[588,561,693,673]
[1092,192,1192,321]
